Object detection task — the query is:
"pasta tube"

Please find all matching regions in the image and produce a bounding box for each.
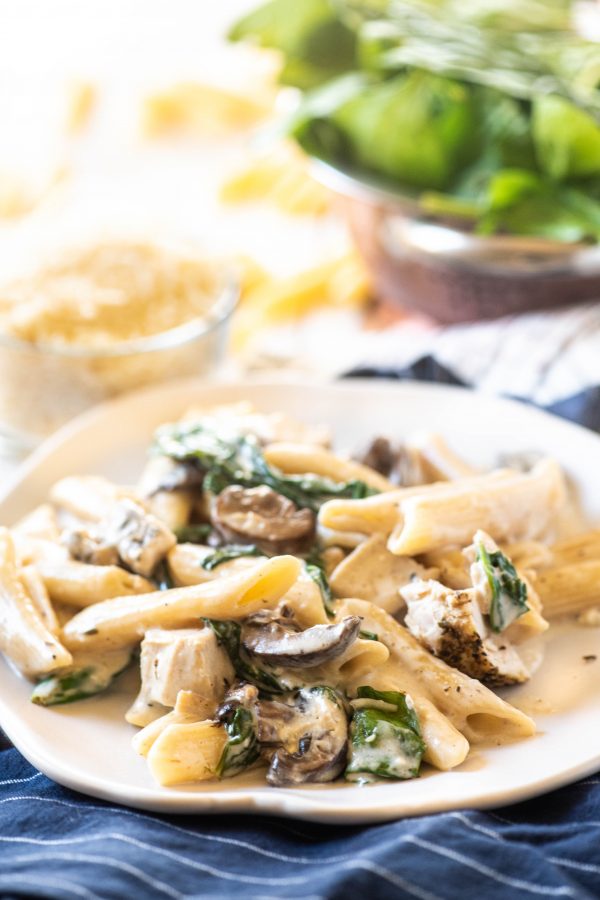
[147,720,228,786]
[167,543,266,588]
[534,560,600,618]
[63,555,301,650]
[320,460,566,557]
[550,529,600,567]
[263,443,394,492]
[389,460,565,556]
[330,534,430,614]
[50,475,136,522]
[0,528,72,676]
[36,561,154,608]
[19,565,60,635]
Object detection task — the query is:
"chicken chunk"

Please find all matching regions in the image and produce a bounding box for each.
[402,579,529,687]
[63,498,176,577]
[126,626,235,727]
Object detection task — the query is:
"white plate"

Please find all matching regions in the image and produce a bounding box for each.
[1,379,599,823]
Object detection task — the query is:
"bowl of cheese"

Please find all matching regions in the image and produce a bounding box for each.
[0,240,238,444]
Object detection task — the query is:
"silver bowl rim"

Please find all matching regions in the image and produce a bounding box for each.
[308,155,600,261]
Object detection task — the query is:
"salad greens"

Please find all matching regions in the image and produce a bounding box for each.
[231,0,600,242]
[345,685,425,782]
[153,421,377,513]
[476,542,529,633]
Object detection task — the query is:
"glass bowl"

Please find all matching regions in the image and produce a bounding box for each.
[0,260,238,447]
[310,157,600,324]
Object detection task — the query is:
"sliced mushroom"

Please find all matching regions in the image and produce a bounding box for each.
[241,610,361,668]
[139,455,205,496]
[216,681,260,724]
[258,686,348,786]
[355,437,424,486]
[212,485,315,554]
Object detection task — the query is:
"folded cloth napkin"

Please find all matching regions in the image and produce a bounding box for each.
[1,363,599,900]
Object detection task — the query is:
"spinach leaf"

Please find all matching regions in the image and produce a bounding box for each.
[201,545,263,571]
[358,629,379,641]
[304,547,335,617]
[346,685,425,783]
[31,654,132,707]
[174,523,213,544]
[153,560,175,591]
[533,94,600,181]
[154,422,377,513]
[204,619,286,695]
[328,70,477,190]
[229,0,356,89]
[216,706,260,778]
[476,542,529,632]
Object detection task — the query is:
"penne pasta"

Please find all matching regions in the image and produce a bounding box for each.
[147,720,228,786]
[63,555,302,650]
[167,543,266,587]
[320,460,566,557]
[263,443,394,492]
[36,561,154,608]
[549,528,600,568]
[534,560,600,618]
[18,565,60,635]
[330,534,430,614]
[405,433,480,482]
[0,528,72,676]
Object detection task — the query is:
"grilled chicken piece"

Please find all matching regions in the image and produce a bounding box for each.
[64,498,176,577]
[126,626,235,727]
[402,579,529,687]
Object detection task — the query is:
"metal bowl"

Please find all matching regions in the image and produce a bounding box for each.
[310,157,600,323]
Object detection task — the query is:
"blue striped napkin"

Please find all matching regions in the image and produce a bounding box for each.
[2,360,599,900]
